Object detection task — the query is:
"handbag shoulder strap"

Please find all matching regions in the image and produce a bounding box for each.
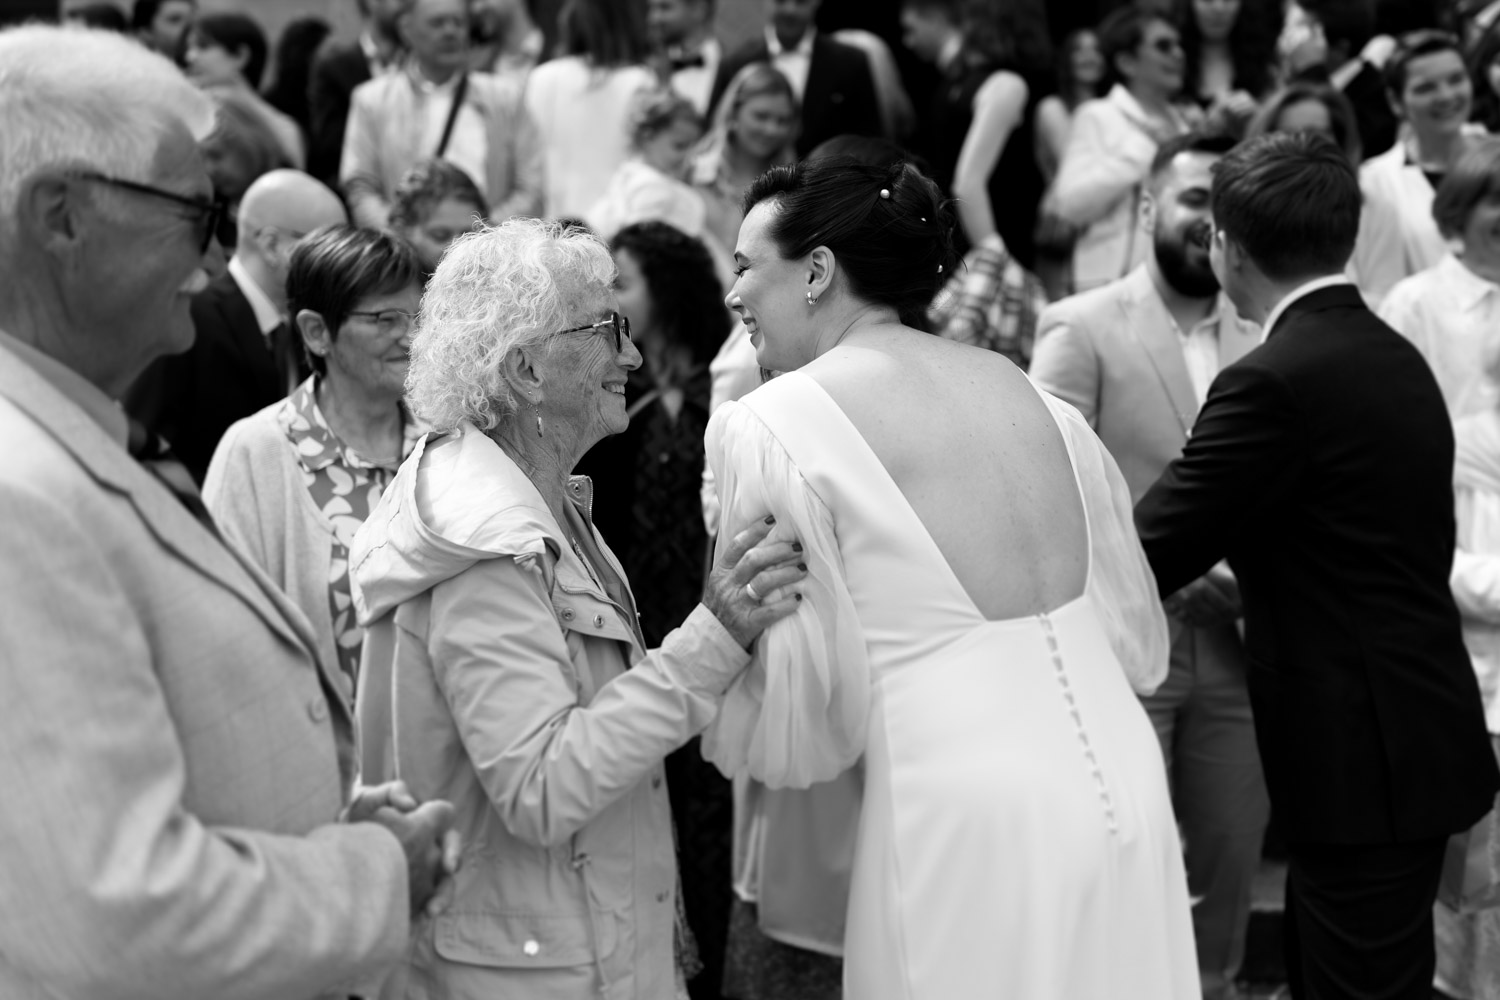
[435,73,469,158]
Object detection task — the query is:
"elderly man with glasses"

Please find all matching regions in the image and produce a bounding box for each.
[0,25,457,999]
[127,168,348,485]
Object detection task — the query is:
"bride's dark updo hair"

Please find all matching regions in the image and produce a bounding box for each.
[741,156,959,329]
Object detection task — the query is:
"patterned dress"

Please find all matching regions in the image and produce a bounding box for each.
[279,377,421,692]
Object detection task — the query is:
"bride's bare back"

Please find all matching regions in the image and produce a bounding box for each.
[803,326,1089,621]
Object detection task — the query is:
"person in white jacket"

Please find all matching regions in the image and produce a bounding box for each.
[1351,30,1480,308]
[1051,6,1194,292]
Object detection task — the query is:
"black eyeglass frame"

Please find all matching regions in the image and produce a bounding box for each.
[72,171,230,254]
[556,311,632,353]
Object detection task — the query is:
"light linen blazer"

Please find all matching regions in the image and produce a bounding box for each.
[0,338,409,1000]
[1028,265,1261,502]
[342,68,543,228]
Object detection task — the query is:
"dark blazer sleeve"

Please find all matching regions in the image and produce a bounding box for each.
[1134,359,1307,597]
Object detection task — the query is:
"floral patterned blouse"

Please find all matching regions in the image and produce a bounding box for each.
[279,377,422,691]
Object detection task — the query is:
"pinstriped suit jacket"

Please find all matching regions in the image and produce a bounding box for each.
[0,337,409,999]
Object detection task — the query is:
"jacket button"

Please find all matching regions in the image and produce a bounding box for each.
[656,892,668,903]
[652,775,663,790]
[592,613,605,627]
[523,939,540,956]
[560,608,575,622]
[308,697,329,722]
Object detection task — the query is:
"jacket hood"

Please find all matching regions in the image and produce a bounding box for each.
[349,423,565,625]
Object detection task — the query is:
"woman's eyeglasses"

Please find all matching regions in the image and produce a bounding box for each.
[72,171,232,254]
[557,311,632,353]
[346,309,417,336]
[1148,36,1183,55]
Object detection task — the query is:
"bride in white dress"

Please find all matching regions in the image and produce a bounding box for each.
[702,157,1199,998]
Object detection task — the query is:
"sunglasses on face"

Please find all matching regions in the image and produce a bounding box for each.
[556,311,632,353]
[73,171,232,254]
[1147,36,1183,55]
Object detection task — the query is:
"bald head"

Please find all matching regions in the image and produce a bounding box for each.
[238,169,347,234]
[235,170,347,308]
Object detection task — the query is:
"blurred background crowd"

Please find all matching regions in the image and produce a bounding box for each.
[7,0,1500,997]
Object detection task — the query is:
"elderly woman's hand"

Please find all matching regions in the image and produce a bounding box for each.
[705,515,809,650]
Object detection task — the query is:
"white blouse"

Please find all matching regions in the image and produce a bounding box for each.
[1379,254,1500,420]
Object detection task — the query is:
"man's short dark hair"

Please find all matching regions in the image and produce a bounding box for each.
[1210,131,1361,281]
[1383,29,1466,99]
[1298,0,1376,55]
[1150,132,1239,179]
[1432,136,1500,239]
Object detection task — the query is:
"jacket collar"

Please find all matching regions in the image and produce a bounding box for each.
[1264,280,1364,341]
[1116,266,1260,433]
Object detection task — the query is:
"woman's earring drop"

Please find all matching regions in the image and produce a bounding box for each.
[806,291,818,307]
[532,394,543,438]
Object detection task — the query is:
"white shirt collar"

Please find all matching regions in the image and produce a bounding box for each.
[765,26,815,58]
[1259,274,1353,343]
[227,255,285,338]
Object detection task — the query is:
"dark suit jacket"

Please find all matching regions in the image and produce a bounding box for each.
[709,35,882,158]
[126,272,295,485]
[1135,284,1499,845]
[307,39,373,186]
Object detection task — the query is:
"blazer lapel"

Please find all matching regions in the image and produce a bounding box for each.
[1120,267,1198,435]
[0,348,345,716]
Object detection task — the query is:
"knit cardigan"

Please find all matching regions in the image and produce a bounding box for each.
[204,398,348,706]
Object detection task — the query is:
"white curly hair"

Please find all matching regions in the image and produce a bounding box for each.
[405,217,616,433]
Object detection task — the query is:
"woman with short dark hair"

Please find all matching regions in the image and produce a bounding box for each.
[1352,29,1484,306]
[204,225,425,699]
[708,154,1194,998]
[185,11,306,169]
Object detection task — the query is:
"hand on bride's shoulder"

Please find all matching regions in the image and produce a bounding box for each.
[704,514,808,650]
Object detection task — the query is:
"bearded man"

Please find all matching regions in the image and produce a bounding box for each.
[1028,131,1268,1000]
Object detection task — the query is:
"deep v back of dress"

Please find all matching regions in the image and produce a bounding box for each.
[703,363,1198,1000]
[790,369,1092,627]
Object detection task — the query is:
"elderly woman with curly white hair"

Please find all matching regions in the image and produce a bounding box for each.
[349,217,806,1000]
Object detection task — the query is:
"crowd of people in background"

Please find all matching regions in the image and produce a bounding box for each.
[9,0,1500,998]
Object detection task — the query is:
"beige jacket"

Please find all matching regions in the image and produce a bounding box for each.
[0,333,409,999]
[351,424,749,1000]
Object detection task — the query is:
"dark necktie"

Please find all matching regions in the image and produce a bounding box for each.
[127,419,221,538]
[669,49,706,71]
[269,320,301,398]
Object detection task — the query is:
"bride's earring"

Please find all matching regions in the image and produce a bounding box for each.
[806,290,818,307]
